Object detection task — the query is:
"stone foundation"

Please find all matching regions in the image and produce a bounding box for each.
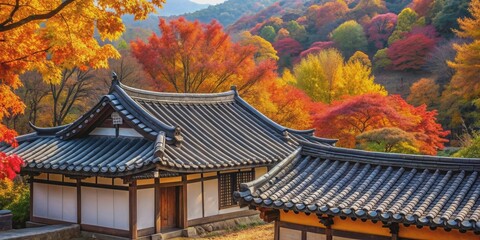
[0,210,12,231]
[0,224,80,240]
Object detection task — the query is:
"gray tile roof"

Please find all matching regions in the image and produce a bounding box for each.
[235,141,480,233]
[2,80,334,177]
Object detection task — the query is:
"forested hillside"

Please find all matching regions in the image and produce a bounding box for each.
[4,0,480,158]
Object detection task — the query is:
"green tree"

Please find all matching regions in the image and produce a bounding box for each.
[454,132,480,157]
[373,48,392,70]
[433,0,471,36]
[331,20,368,58]
[259,25,276,43]
[388,8,420,44]
[285,20,307,43]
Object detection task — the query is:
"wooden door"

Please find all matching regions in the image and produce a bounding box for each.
[160,187,178,230]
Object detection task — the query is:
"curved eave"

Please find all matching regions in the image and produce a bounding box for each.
[300,140,480,171]
[29,123,71,136]
[21,161,159,178]
[237,198,480,233]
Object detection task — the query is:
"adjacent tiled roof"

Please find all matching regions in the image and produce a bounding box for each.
[2,79,334,176]
[235,141,480,233]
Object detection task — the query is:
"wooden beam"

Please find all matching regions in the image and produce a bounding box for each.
[181,175,188,228]
[201,173,205,218]
[29,175,33,222]
[77,179,81,225]
[154,178,161,233]
[129,180,138,239]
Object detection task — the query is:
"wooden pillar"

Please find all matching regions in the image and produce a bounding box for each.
[181,175,188,228]
[154,178,161,233]
[390,223,399,240]
[129,180,138,239]
[76,179,82,225]
[274,220,280,240]
[318,215,334,240]
[29,175,33,222]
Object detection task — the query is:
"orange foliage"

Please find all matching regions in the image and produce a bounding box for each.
[131,17,277,94]
[314,94,449,155]
[0,0,165,179]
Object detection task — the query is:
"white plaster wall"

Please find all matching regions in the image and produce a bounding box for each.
[62,186,77,222]
[204,179,219,217]
[137,188,154,230]
[81,187,129,230]
[33,183,48,218]
[48,185,63,220]
[89,127,143,137]
[97,188,114,228]
[81,187,97,226]
[114,190,129,230]
[32,183,76,222]
[187,182,203,220]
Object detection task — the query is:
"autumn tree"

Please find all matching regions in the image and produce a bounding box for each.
[244,70,319,130]
[387,33,436,70]
[348,51,372,67]
[131,18,276,95]
[294,49,385,104]
[388,8,421,44]
[448,0,480,100]
[350,0,388,18]
[307,1,349,31]
[299,41,335,59]
[356,127,418,153]
[331,20,368,58]
[314,94,449,154]
[314,94,405,147]
[411,0,435,16]
[273,38,303,69]
[0,0,165,179]
[365,13,398,49]
[239,32,279,62]
[407,78,440,108]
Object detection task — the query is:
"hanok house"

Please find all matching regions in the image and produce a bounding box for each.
[236,141,480,240]
[0,77,334,239]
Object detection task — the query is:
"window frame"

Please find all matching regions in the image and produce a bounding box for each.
[218,170,254,209]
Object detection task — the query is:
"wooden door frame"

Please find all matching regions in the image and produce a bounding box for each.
[155,184,185,232]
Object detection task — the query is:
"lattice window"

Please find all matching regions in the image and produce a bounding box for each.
[219,171,254,209]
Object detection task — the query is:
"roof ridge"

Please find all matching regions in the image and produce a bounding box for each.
[119,82,236,103]
[299,140,480,171]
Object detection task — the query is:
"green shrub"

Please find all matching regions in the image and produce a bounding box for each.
[0,179,30,228]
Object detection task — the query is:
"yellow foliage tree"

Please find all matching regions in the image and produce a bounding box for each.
[239,31,279,62]
[294,49,386,104]
[448,0,480,99]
